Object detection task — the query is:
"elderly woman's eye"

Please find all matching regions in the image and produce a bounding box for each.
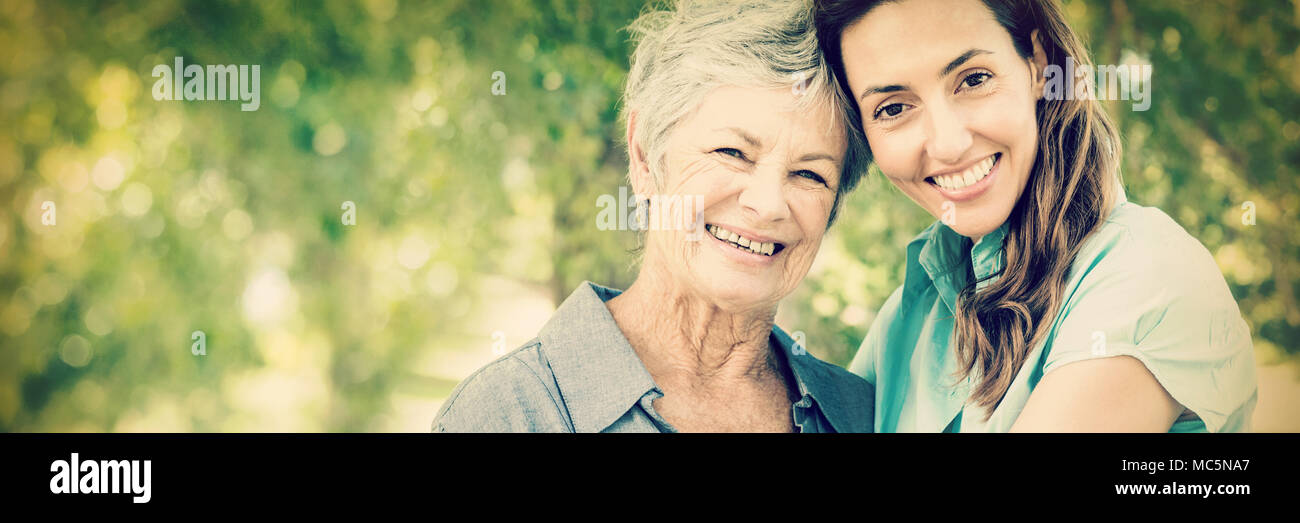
[795,170,827,185]
[714,147,746,160]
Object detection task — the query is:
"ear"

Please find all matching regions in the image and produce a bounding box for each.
[625,110,654,197]
[1029,29,1049,99]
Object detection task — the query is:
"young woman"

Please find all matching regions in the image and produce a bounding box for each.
[814,0,1257,432]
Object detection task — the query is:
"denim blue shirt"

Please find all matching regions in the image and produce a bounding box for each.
[432,281,874,433]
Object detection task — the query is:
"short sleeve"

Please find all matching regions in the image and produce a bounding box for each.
[431,353,572,433]
[1042,220,1258,433]
[850,286,904,386]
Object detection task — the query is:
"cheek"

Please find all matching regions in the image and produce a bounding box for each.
[865,126,923,180]
[787,187,835,232]
[660,159,735,225]
[797,185,835,214]
[866,131,930,200]
[664,156,721,193]
[794,230,825,261]
[788,193,832,255]
[886,177,939,215]
[976,88,1039,151]
[974,94,1040,194]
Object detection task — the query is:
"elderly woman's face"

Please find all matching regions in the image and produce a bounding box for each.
[646,86,845,312]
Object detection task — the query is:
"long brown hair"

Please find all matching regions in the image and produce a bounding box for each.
[815,0,1122,417]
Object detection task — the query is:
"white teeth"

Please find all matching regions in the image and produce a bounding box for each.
[932,154,997,190]
[707,225,778,257]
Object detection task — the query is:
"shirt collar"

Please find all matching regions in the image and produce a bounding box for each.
[913,180,1131,304]
[538,281,660,433]
[539,281,866,433]
[770,325,875,433]
[1111,181,1129,211]
[911,209,1012,308]
[971,222,1008,291]
[913,221,976,314]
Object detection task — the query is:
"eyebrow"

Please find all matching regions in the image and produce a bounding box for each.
[857,48,995,101]
[940,48,993,77]
[797,152,838,163]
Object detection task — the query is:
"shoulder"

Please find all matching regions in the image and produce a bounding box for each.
[1043,201,1258,432]
[1084,202,1224,283]
[871,285,908,324]
[431,340,572,433]
[849,285,907,383]
[803,352,874,397]
[1060,201,1250,344]
[1065,201,1244,319]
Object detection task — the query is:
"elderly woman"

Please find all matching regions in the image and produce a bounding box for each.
[431,0,872,432]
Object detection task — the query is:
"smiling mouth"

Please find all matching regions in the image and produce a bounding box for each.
[926,153,1000,190]
[705,224,785,257]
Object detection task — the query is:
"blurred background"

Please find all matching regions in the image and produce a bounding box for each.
[0,0,1296,432]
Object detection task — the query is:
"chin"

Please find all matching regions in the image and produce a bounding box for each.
[933,199,1016,241]
[948,223,997,240]
[934,214,997,241]
[695,275,779,312]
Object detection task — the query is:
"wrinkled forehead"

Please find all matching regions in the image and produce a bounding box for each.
[675,84,847,155]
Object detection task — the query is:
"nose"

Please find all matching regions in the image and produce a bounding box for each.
[923,99,973,165]
[737,164,792,224]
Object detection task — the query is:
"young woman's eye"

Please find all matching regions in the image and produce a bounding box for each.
[873,102,908,120]
[794,170,827,186]
[961,72,992,89]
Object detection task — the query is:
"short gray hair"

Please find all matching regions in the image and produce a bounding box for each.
[620,0,869,225]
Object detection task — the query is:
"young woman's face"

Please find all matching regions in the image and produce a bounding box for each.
[839,0,1046,240]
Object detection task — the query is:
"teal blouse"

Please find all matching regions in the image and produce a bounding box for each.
[851,189,1258,432]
